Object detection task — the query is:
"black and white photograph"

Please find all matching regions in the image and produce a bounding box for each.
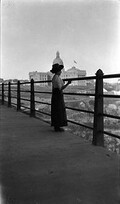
[0,0,120,203]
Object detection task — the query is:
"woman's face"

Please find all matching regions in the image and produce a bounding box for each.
[56,70,62,75]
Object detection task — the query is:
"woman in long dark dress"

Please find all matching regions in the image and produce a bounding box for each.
[50,63,71,132]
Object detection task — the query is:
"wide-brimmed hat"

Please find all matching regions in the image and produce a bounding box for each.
[50,51,64,74]
[50,64,64,74]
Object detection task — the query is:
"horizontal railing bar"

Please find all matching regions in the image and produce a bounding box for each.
[63,76,96,81]
[11,96,17,99]
[34,91,52,94]
[103,131,120,139]
[35,109,51,116]
[103,113,120,119]
[103,113,120,120]
[103,73,120,79]
[35,100,51,105]
[66,106,94,114]
[67,119,93,130]
[34,81,51,84]
[21,98,30,102]
[64,92,95,96]
[102,94,120,98]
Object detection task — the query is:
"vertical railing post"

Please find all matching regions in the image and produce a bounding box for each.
[17,81,21,111]
[30,79,35,117]
[2,83,4,105]
[8,82,11,107]
[92,69,104,146]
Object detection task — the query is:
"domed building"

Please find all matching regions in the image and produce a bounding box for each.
[53,51,64,67]
[29,51,87,86]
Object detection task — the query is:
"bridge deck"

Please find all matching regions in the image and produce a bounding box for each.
[0,105,119,204]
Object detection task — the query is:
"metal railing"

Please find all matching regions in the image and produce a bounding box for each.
[0,69,120,146]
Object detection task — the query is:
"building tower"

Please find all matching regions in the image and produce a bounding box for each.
[52,51,65,72]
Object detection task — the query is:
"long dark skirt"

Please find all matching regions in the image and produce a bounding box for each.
[51,88,67,127]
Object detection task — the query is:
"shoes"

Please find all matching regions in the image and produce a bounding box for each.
[54,127,65,132]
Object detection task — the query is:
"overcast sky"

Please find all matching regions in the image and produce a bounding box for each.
[1,0,120,80]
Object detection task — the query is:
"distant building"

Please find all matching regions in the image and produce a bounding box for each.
[0,78,4,84]
[29,52,87,86]
[61,67,86,86]
[29,67,86,87]
[29,71,50,86]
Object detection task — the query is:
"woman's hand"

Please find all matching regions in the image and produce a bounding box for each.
[61,79,72,90]
[67,79,72,84]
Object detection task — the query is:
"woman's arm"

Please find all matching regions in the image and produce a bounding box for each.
[61,79,71,90]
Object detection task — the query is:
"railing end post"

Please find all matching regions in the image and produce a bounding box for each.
[95,69,104,76]
[17,80,21,111]
[92,69,104,147]
[30,78,35,117]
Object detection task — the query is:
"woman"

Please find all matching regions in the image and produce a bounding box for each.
[50,63,71,132]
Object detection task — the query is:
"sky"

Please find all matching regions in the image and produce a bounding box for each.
[1,0,120,80]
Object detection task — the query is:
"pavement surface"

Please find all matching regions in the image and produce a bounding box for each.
[0,105,120,204]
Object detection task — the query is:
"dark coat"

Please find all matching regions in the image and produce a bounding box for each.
[51,88,67,127]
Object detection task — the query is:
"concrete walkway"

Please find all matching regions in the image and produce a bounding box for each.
[0,105,120,204]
